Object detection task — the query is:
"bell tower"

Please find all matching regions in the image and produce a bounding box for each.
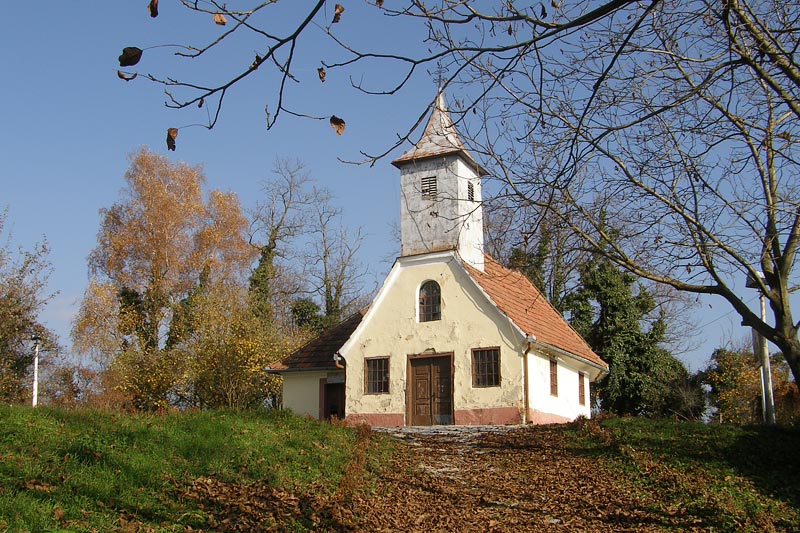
[391,92,487,271]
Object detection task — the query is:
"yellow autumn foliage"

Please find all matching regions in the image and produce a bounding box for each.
[173,282,292,409]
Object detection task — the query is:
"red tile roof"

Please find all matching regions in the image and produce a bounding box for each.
[465,256,607,370]
[270,310,366,371]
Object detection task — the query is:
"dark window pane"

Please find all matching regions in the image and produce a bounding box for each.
[366,358,389,394]
[419,281,441,322]
[472,348,500,387]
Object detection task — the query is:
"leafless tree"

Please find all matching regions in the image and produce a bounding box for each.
[305,188,367,320]
[414,0,800,386]
[130,1,800,386]
[249,157,319,327]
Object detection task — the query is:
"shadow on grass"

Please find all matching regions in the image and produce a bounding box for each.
[728,425,800,508]
[567,418,800,527]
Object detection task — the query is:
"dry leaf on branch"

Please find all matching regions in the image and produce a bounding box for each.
[198,98,204,109]
[376,0,384,6]
[333,4,344,23]
[317,67,326,82]
[330,115,346,135]
[166,128,178,151]
[117,71,138,82]
[213,13,227,25]
[148,0,158,17]
[119,47,143,67]
[250,54,262,70]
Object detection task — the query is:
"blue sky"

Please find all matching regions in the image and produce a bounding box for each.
[0,2,755,371]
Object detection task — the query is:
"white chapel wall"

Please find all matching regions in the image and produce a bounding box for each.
[343,255,525,422]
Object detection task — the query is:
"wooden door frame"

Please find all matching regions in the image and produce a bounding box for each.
[406,352,454,426]
[319,377,346,421]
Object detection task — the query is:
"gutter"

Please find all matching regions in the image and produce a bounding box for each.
[523,335,535,424]
[266,365,341,375]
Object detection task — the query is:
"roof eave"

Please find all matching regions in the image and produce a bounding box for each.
[533,340,609,380]
[391,150,488,176]
[267,365,340,374]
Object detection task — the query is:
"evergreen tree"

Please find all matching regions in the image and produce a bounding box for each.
[567,257,700,417]
[506,216,574,314]
[248,246,276,324]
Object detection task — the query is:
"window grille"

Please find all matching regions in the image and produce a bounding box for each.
[550,358,558,396]
[472,348,500,387]
[419,280,441,322]
[365,357,389,394]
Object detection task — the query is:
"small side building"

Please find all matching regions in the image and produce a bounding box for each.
[269,92,607,426]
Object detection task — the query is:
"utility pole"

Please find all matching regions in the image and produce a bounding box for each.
[746,272,776,425]
[31,335,41,408]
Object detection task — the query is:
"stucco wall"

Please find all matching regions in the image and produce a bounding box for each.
[526,351,592,420]
[281,371,327,418]
[341,254,526,423]
[398,156,483,269]
[453,158,484,270]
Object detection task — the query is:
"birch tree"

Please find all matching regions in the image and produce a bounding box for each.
[73,148,255,408]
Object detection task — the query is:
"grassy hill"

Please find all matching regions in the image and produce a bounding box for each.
[0,407,376,532]
[0,407,798,532]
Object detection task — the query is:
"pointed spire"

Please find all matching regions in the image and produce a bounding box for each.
[392,91,486,175]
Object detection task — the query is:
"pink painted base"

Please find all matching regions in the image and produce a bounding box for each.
[345,413,405,427]
[526,409,571,424]
[454,407,522,425]
[343,409,572,427]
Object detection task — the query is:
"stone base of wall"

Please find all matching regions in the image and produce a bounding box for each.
[454,407,523,425]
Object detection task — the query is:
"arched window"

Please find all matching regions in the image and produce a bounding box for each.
[419,280,441,322]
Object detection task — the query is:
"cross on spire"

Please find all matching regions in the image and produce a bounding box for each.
[432,61,448,91]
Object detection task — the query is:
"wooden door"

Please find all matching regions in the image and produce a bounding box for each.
[409,355,453,426]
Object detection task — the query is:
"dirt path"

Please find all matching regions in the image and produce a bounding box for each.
[347,424,690,532]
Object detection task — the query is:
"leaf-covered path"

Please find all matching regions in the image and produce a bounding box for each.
[175,420,797,532]
[348,424,705,532]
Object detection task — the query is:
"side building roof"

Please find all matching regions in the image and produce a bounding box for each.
[269,309,367,372]
[464,255,608,371]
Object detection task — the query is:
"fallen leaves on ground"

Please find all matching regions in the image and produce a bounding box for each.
[107,421,796,531]
[347,424,695,532]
